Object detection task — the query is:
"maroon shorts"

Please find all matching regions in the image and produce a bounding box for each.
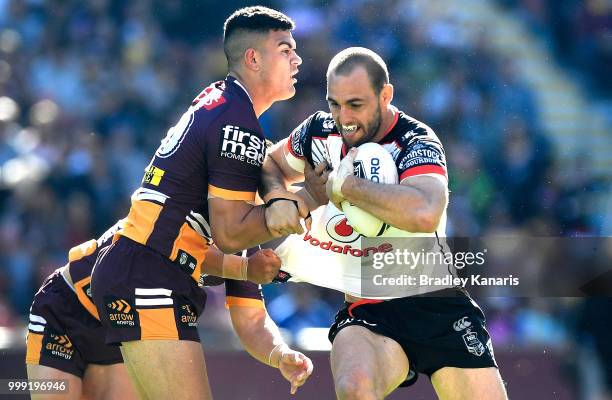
[91,236,207,345]
[26,270,123,377]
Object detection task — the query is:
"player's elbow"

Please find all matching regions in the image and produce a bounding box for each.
[213,232,242,254]
[215,240,242,254]
[414,212,441,233]
[413,189,447,232]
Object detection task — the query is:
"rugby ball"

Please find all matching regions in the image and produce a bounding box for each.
[341,143,398,237]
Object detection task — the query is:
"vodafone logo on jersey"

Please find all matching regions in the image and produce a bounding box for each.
[326,214,361,243]
[302,214,393,258]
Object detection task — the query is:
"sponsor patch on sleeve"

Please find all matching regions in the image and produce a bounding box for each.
[398,141,447,181]
[142,165,166,186]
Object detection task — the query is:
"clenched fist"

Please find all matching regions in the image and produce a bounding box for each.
[246,248,282,284]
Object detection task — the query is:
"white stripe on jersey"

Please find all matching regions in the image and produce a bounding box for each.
[131,188,169,204]
[29,314,46,324]
[311,138,331,165]
[186,216,206,238]
[28,323,45,332]
[135,298,174,306]
[186,211,212,242]
[135,288,172,297]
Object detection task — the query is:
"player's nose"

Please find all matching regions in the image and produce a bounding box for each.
[292,52,302,66]
[338,109,354,125]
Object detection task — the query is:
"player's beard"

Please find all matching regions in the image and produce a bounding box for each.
[342,104,382,148]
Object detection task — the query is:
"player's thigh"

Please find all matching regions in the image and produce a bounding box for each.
[26,364,82,400]
[431,366,507,400]
[331,325,409,398]
[120,340,212,400]
[81,363,139,400]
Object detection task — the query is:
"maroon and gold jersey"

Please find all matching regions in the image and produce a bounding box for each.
[121,76,267,282]
[67,220,263,319]
[67,220,124,320]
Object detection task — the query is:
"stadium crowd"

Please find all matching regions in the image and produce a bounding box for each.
[0,0,609,396]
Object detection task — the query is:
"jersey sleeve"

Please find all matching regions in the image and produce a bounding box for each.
[397,127,448,183]
[206,110,266,202]
[285,113,317,172]
[225,280,264,309]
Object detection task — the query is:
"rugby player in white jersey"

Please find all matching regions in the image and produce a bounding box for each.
[262,47,507,399]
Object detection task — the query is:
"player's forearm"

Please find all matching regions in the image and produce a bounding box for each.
[260,155,293,201]
[230,308,288,368]
[201,248,248,281]
[293,188,321,211]
[341,175,444,232]
[216,205,275,253]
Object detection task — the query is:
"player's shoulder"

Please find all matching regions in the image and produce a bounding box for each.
[393,111,442,147]
[292,110,337,139]
[307,111,337,136]
[191,78,257,125]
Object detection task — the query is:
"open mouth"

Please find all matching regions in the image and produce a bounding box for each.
[341,124,359,136]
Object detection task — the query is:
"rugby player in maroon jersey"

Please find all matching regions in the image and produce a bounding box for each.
[90,7,311,399]
[27,221,312,399]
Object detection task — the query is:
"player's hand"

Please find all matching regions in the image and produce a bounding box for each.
[304,161,331,207]
[279,349,314,395]
[264,191,312,237]
[326,147,357,210]
[246,248,281,284]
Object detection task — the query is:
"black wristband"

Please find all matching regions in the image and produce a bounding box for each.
[265,197,295,208]
[264,198,312,220]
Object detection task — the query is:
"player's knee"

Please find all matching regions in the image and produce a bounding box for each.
[334,369,377,400]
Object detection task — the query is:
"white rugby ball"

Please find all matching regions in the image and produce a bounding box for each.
[341,142,398,237]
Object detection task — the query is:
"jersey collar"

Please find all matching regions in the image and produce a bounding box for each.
[226,75,253,104]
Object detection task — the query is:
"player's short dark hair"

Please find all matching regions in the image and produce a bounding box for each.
[327,47,389,94]
[223,6,295,69]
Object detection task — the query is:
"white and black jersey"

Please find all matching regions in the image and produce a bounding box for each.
[273,107,453,299]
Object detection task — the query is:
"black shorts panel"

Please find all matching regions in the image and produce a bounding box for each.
[91,236,206,345]
[328,288,498,387]
[26,271,123,377]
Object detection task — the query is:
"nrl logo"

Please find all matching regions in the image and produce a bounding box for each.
[353,161,366,179]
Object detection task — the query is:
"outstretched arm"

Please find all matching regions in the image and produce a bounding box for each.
[230,304,314,394]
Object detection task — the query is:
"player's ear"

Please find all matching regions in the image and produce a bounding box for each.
[243,48,261,72]
[380,83,393,106]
